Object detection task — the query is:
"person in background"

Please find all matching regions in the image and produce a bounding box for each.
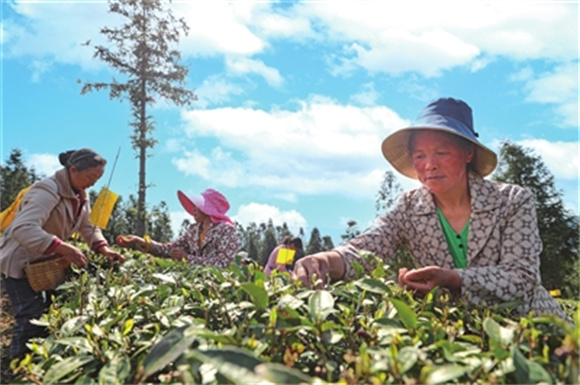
[292,97,569,321]
[117,188,239,268]
[264,236,303,276]
[0,148,126,359]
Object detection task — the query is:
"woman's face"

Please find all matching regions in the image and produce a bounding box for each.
[410,131,473,196]
[69,165,104,192]
[191,205,209,223]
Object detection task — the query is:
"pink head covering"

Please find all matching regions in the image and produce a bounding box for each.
[177,188,234,225]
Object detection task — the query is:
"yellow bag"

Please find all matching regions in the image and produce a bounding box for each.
[89,187,119,229]
[0,185,31,233]
[276,248,296,265]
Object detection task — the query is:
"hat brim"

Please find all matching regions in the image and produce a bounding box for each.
[177,190,233,225]
[177,190,197,217]
[381,126,497,180]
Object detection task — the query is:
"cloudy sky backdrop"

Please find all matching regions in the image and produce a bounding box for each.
[1,1,578,244]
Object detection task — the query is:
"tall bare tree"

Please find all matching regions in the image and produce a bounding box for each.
[81,0,196,235]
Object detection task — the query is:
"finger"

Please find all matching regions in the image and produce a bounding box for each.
[293,265,310,287]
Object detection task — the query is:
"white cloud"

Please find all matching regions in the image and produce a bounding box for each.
[3,2,114,72]
[6,2,575,75]
[517,139,579,180]
[169,211,190,237]
[521,63,579,128]
[194,75,245,109]
[226,57,284,87]
[172,149,212,180]
[347,28,480,77]
[174,2,267,57]
[233,202,307,235]
[300,2,576,75]
[176,98,408,198]
[27,153,61,177]
[350,82,380,106]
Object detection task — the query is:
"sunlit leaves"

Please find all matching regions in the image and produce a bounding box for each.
[9,246,578,385]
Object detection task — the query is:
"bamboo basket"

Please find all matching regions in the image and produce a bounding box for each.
[24,255,70,293]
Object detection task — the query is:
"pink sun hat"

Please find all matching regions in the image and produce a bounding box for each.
[177,188,234,225]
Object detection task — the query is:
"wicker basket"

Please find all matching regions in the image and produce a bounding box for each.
[24,255,70,293]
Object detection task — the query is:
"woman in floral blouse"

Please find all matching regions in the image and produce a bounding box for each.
[117,188,239,268]
[293,97,568,321]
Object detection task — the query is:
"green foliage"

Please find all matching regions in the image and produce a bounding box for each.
[376,170,403,216]
[9,245,579,384]
[493,141,579,298]
[307,227,324,255]
[148,201,174,243]
[341,220,361,242]
[0,148,41,211]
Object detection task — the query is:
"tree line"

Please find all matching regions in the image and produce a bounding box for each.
[1,142,578,298]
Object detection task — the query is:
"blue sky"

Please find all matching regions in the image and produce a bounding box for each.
[1,1,578,245]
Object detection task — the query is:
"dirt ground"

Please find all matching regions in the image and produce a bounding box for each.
[0,285,15,385]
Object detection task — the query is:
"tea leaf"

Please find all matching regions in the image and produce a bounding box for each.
[122,318,134,336]
[397,346,419,374]
[389,298,417,329]
[98,353,131,385]
[54,337,92,353]
[424,364,467,384]
[512,345,553,384]
[255,362,323,384]
[142,325,198,377]
[43,354,94,384]
[308,290,335,322]
[483,317,514,349]
[240,282,269,310]
[153,273,177,284]
[355,278,392,295]
[186,346,265,383]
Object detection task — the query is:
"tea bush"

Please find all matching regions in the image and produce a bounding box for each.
[9,246,579,384]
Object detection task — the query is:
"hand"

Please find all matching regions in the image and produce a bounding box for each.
[398,266,461,296]
[99,246,126,265]
[116,234,140,247]
[292,255,330,289]
[292,251,345,289]
[169,248,187,261]
[56,243,88,268]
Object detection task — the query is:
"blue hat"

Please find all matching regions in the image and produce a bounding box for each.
[381,97,497,179]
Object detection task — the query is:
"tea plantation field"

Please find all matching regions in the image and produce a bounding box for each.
[3,245,579,384]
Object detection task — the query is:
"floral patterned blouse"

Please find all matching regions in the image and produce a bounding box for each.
[334,173,569,320]
[149,222,240,268]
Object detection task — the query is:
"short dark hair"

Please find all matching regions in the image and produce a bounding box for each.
[59,149,107,171]
[288,237,303,251]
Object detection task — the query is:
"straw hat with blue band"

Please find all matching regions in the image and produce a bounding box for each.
[381,97,498,180]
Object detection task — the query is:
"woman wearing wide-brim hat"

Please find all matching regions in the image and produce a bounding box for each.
[117,188,240,268]
[293,97,569,321]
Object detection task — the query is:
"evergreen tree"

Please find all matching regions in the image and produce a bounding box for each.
[122,195,141,236]
[306,227,323,255]
[179,218,192,237]
[81,0,196,236]
[376,170,403,216]
[322,235,335,251]
[103,196,129,243]
[261,225,278,267]
[341,220,360,242]
[1,149,41,211]
[493,141,579,298]
[148,201,174,243]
